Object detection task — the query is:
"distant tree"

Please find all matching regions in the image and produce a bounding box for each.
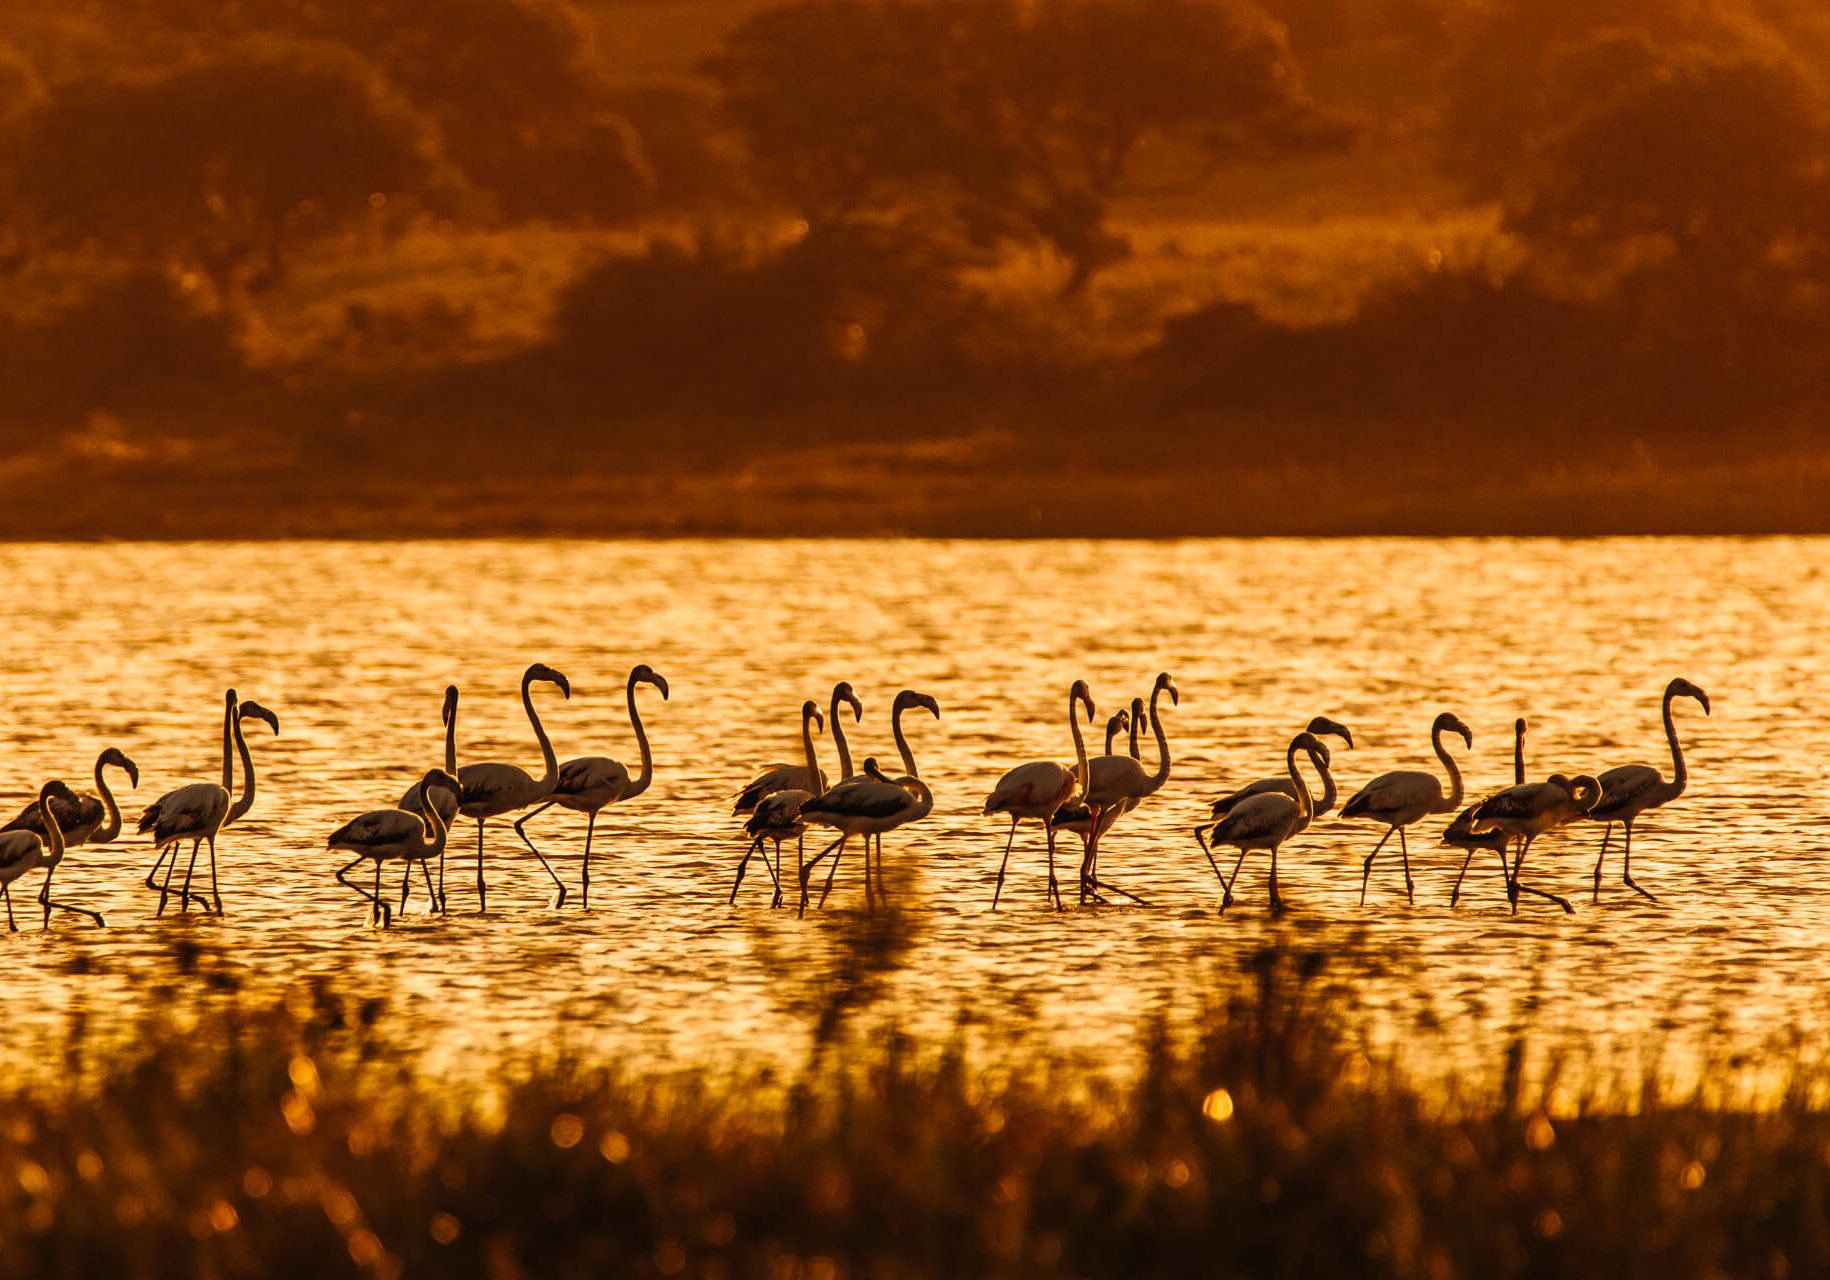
[94,0,656,222]
[705,0,1353,293]
[10,38,454,292]
[1510,35,1830,300]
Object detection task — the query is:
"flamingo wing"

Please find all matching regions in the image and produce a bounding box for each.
[1589,764,1663,818]
[1214,793,1300,846]
[331,808,425,850]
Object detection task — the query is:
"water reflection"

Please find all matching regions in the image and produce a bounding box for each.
[1,538,1823,1093]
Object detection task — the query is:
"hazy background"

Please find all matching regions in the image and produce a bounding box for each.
[2,0,1827,535]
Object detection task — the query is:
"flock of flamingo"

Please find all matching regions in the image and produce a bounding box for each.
[0,664,1710,930]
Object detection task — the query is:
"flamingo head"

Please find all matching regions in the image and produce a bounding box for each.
[895,689,940,721]
[1130,697,1148,732]
[1434,711,1473,750]
[238,701,280,736]
[801,700,825,733]
[38,779,78,807]
[862,756,889,783]
[1669,677,1710,714]
[1070,679,1095,723]
[1154,672,1179,708]
[526,663,571,699]
[833,681,863,723]
[441,685,459,724]
[99,747,140,788]
[1307,715,1353,749]
[1568,774,1603,811]
[632,664,670,700]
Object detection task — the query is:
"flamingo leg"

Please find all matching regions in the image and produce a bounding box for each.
[581,811,598,910]
[39,865,106,929]
[156,842,184,917]
[763,837,785,908]
[1397,826,1415,903]
[511,812,567,909]
[1195,826,1224,883]
[1591,824,1614,903]
[1222,848,1249,912]
[1045,824,1063,912]
[1508,835,1575,914]
[1268,844,1286,916]
[1620,820,1657,902]
[730,835,763,904]
[475,818,488,914]
[818,836,849,909]
[335,857,379,914]
[400,863,414,914]
[418,859,437,912]
[1359,827,1394,905]
[373,860,390,928]
[144,845,204,913]
[992,817,1019,910]
[206,834,223,914]
[800,834,844,915]
[177,838,207,916]
[4,880,15,931]
[874,834,887,908]
[1448,845,1480,907]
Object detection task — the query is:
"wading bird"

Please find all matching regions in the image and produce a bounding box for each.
[986,680,1096,910]
[1206,716,1354,819]
[1472,772,1603,914]
[800,755,934,913]
[1076,672,1178,904]
[399,685,460,832]
[1048,705,1135,844]
[1584,677,1711,903]
[2,747,138,927]
[802,691,940,910]
[331,768,461,927]
[732,701,825,907]
[513,664,668,908]
[734,682,862,815]
[140,691,279,916]
[0,781,81,931]
[1444,718,1526,907]
[1341,711,1472,905]
[454,663,570,913]
[1195,732,1331,915]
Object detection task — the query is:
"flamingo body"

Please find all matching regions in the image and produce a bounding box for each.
[1583,677,1710,903]
[1341,711,1471,906]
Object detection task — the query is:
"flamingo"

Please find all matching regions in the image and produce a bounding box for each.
[1194,732,1331,915]
[330,768,462,927]
[139,690,280,916]
[453,662,571,914]
[734,682,862,814]
[1472,773,1603,914]
[1076,672,1178,904]
[732,700,826,907]
[1206,716,1354,819]
[799,755,935,913]
[1583,676,1711,903]
[986,680,1096,910]
[512,664,669,908]
[801,690,940,911]
[399,685,461,830]
[1,747,138,928]
[1340,711,1472,905]
[1444,718,1526,907]
[0,782,81,931]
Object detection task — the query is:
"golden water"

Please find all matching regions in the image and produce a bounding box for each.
[2,538,1821,1094]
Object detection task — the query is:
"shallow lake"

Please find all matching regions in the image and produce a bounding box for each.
[2,538,1822,1098]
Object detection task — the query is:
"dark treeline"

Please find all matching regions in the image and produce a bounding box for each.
[2,0,1828,534]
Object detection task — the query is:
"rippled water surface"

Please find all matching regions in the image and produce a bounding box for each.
[3,538,1824,1093]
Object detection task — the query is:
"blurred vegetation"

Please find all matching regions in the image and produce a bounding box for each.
[0,0,1828,532]
[6,940,1830,1276]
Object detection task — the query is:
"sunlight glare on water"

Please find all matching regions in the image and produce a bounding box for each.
[1,538,1823,1095]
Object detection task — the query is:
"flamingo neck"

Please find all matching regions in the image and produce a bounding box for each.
[902,778,935,823]
[426,789,449,855]
[891,702,919,779]
[1313,751,1337,816]
[219,694,236,792]
[227,713,258,824]
[1513,721,1525,787]
[1433,722,1464,812]
[1143,684,1172,793]
[443,698,457,776]
[1664,687,1688,796]
[93,754,123,843]
[624,674,655,799]
[800,708,825,793]
[525,672,558,791]
[1068,692,1090,787]
[830,690,855,781]
[38,787,64,863]
[1286,740,1313,826]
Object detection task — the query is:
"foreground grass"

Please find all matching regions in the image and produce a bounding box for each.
[4,943,1828,1278]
